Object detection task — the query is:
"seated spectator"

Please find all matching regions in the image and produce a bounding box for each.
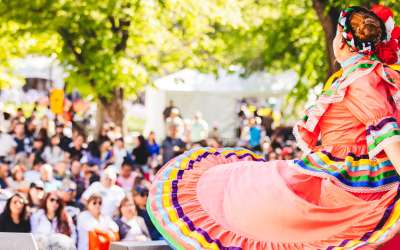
[30,192,76,243]
[113,138,131,171]
[13,122,31,154]
[27,180,45,214]
[81,168,125,217]
[117,161,139,192]
[70,160,85,200]
[77,194,119,250]
[133,186,162,240]
[114,196,150,241]
[0,159,10,189]
[0,128,16,159]
[29,137,45,165]
[68,134,86,161]
[99,140,114,168]
[42,135,64,165]
[55,123,72,152]
[84,140,102,167]
[0,193,30,232]
[25,156,45,183]
[83,163,100,187]
[132,135,150,169]
[7,164,29,193]
[59,179,82,223]
[53,161,68,181]
[40,164,62,192]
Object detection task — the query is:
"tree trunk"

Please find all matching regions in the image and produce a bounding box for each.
[95,87,124,139]
[312,0,341,77]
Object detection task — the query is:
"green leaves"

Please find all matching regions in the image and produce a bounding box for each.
[1,0,400,115]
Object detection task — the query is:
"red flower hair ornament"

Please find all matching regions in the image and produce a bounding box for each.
[371,4,400,64]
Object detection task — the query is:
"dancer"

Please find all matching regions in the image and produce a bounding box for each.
[148,5,400,250]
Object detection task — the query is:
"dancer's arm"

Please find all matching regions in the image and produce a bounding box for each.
[384,142,400,173]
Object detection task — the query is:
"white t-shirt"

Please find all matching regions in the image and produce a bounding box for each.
[190,119,209,142]
[0,133,16,157]
[81,182,126,217]
[77,211,118,250]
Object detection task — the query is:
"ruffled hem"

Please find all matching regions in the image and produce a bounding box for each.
[148,147,400,250]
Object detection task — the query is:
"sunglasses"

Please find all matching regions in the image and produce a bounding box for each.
[139,191,148,197]
[91,201,102,206]
[12,199,24,205]
[123,202,135,207]
[49,197,59,203]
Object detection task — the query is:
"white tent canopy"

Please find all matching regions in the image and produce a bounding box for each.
[0,56,67,104]
[144,69,297,140]
[12,56,66,88]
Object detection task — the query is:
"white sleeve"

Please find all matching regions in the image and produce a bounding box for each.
[107,217,119,232]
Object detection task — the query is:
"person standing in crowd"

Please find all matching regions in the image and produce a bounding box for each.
[248,117,263,152]
[147,131,160,170]
[161,125,186,165]
[133,186,162,240]
[162,100,178,121]
[190,112,209,143]
[0,193,30,233]
[30,192,76,243]
[81,168,125,217]
[114,196,150,242]
[77,194,119,250]
[42,135,64,165]
[165,108,184,138]
[146,131,159,157]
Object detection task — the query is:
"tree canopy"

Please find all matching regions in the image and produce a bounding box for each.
[1,0,400,128]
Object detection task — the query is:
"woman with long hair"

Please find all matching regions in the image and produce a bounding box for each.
[30,192,76,243]
[147,5,400,249]
[132,135,150,168]
[0,193,30,232]
[113,196,150,242]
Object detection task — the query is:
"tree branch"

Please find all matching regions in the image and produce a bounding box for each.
[114,19,131,52]
[58,27,84,64]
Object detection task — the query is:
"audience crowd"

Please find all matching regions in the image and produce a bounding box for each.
[0,101,301,249]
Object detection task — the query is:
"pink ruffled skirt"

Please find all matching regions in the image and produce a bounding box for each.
[147,148,400,249]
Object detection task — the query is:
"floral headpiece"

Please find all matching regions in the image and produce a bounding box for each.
[370,5,400,64]
[338,5,400,64]
[338,6,387,56]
